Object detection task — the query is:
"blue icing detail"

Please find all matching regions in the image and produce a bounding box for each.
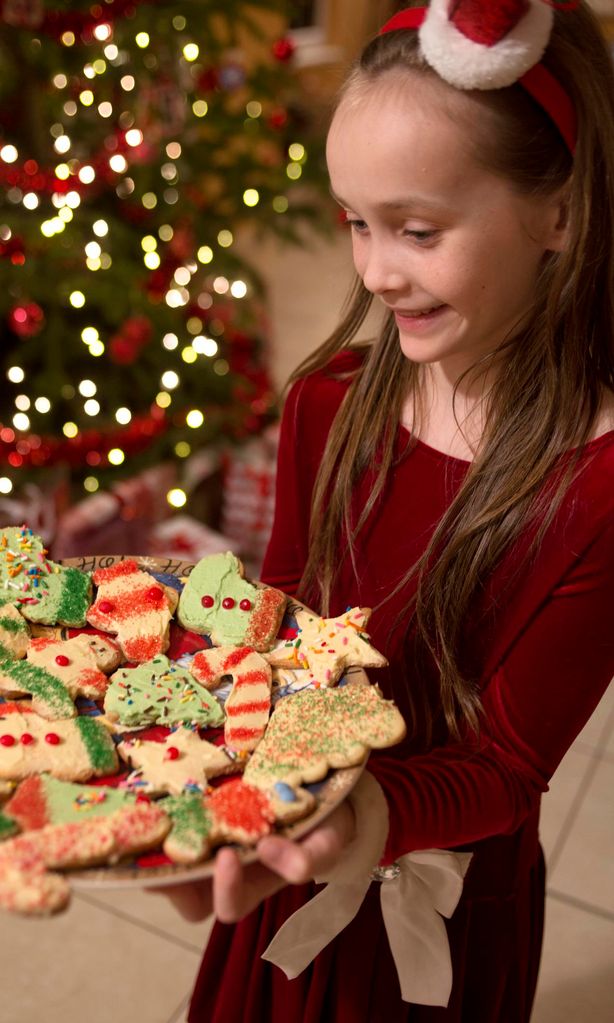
[151,571,184,593]
[273,781,297,803]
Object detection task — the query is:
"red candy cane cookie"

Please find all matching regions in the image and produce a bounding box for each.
[191,646,272,751]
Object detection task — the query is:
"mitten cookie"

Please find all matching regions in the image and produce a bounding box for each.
[104,654,225,729]
[191,646,272,751]
[0,526,91,627]
[0,702,119,782]
[0,602,29,660]
[3,774,137,831]
[118,726,238,796]
[0,802,170,915]
[177,552,286,651]
[266,607,388,686]
[244,683,406,789]
[87,559,178,663]
[26,634,122,703]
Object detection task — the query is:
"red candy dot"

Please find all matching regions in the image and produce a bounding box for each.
[45,732,61,745]
[98,600,114,613]
[239,599,252,611]
[20,733,35,746]
[165,746,180,761]
[222,597,235,610]
[136,794,151,805]
[146,586,162,602]
[55,654,70,667]
[0,735,15,747]
[201,595,215,608]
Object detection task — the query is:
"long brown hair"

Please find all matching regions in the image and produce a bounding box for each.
[289,2,614,742]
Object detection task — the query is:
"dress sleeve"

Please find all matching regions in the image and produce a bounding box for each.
[368,516,614,863]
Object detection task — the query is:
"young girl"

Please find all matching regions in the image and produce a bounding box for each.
[171,3,614,1020]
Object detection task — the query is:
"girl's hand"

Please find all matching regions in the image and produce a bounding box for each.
[157,799,356,924]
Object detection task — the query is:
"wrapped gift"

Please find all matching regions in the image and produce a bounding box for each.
[149,514,236,562]
[220,426,279,576]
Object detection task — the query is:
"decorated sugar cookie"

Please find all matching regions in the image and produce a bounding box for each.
[0,527,91,627]
[25,634,122,704]
[177,552,287,652]
[162,792,215,864]
[87,559,178,663]
[244,683,406,789]
[191,646,272,751]
[118,726,238,796]
[104,654,225,729]
[265,607,388,687]
[0,802,170,915]
[0,601,29,660]
[0,655,78,719]
[0,702,119,782]
[3,774,137,832]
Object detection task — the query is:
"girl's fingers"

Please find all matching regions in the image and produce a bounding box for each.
[213,846,287,922]
[150,879,213,922]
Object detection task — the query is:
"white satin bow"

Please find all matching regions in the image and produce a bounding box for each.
[261,771,472,1007]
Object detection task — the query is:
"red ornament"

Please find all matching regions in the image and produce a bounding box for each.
[55,654,70,667]
[272,37,295,63]
[197,66,220,92]
[8,301,45,338]
[268,107,288,130]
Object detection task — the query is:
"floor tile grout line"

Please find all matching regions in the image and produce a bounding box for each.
[166,994,190,1023]
[546,747,604,873]
[73,891,206,955]
[547,887,614,924]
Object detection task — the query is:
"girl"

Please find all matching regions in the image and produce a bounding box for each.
[173,2,614,1020]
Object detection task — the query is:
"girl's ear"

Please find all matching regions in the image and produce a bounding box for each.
[545,183,571,252]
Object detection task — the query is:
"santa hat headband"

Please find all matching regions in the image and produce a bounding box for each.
[379,2,577,154]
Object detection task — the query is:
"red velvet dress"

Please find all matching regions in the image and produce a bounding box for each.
[189,353,614,1023]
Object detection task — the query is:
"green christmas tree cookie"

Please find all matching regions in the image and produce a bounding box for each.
[104,655,225,729]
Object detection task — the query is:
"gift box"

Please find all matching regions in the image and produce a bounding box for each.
[149,514,237,563]
[220,425,279,576]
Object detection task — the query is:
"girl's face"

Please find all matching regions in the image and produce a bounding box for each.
[326,73,566,380]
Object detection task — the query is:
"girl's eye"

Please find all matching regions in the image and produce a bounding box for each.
[405,229,438,244]
[345,218,368,233]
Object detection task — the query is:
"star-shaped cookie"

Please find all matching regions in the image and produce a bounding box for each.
[265,607,388,686]
[118,726,239,795]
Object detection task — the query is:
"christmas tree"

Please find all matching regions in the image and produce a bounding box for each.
[0,0,328,514]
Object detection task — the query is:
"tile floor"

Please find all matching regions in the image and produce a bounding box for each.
[1,233,612,1022]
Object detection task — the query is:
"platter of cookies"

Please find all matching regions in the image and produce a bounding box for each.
[0,526,406,915]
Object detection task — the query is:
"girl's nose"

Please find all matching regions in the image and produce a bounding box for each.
[359,242,406,297]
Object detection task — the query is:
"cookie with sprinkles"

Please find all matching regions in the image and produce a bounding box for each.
[0,526,91,628]
[0,601,30,660]
[104,654,225,729]
[205,777,314,846]
[87,559,178,663]
[244,683,406,790]
[177,551,287,652]
[117,726,238,796]
[0,802,170,915]
[162,792,216,864]
[191,645,272,752]
[0,653,78,719]
[0,702,119,783]
[3,774,138,832]
[25,633,122,704]
[265,607,388,687]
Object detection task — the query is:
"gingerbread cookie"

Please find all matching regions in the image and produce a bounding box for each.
[266,607,388,686]
[0,601,29,660]
[3,774,137,831]
[87,559,178,663]
[0,702,119,782]
[104,654,225,729]
[0,526,91,627]
[244,683,406,789]
[118,726,238,796]
[26,633,122,704]
[191,646,272,752]
[177,552,287,652]
[0,802,170,915]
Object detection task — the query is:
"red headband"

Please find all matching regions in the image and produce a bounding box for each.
[380,6,577,155]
